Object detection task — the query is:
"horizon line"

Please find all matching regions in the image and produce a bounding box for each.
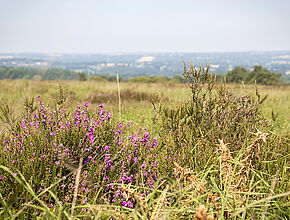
[1,50,290,55]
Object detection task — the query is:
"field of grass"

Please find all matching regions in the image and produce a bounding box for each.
[1,79,289,132]
[0,75,289,219]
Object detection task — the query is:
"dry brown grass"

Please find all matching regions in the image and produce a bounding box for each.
[218,140,233,190]
[195,205,215,220]
[236,130,268,190]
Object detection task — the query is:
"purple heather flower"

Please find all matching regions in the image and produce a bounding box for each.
[82,198,88,204]
[126,176,133,182]
[55,161,60,165]
[121,201,128,207]
[99,109,105,115]
[64,148,69,153]
[104,145,110,151]
[98,104,104,108]
[144,132,150,138]
[127,201,134,208]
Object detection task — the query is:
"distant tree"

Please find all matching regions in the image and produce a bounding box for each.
[245,66,282,85]
[78,72,87,81]
[227,67,249,83]
[226,66,283,85]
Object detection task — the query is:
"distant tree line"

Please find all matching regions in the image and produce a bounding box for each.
[226,66,284,85]
[0,65,287,85]
[0,66,79,80]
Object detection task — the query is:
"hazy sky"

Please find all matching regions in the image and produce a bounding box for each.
[0,0,289,53]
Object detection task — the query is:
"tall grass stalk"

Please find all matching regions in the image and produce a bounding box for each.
[117,72,121,117]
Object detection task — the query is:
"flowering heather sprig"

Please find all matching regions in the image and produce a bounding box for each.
[0,96,162,209]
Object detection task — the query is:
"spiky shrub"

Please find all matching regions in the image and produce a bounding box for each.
[160,61,269,170]
[0,96,160,213]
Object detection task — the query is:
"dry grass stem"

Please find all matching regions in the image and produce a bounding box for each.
[70,157,83,219]
[218,140,233,189]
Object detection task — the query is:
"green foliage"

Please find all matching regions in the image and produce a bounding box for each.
[227,66,249,83]
[1,65,286,85]
[78,72,87,81]
[227,66,283,85]
[0,66,79,80]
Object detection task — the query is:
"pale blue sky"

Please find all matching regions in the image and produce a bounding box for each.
[0,0,289,53]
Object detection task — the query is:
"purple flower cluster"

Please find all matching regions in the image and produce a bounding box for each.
[1,96,162,209]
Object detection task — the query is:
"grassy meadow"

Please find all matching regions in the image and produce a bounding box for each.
[0,73,289,219]
[1,79,289,132]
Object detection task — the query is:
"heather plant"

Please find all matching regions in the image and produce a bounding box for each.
[0,95,161,217]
